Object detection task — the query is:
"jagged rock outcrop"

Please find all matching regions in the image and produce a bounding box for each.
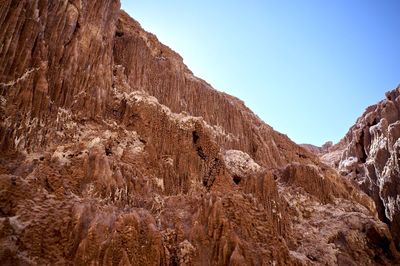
[1,1,399,265]
[323,87,400,250]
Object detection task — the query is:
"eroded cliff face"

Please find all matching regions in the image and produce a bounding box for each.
[1,1,399,265]
[113,11,322,170]
[323,87,400,250]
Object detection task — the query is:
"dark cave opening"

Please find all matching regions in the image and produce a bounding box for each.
[232,175,242,185]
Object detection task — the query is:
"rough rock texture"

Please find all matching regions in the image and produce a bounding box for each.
[323,87,400,250]
[1,1,399,265]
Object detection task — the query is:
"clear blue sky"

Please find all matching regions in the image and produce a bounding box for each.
[121,0,400,145]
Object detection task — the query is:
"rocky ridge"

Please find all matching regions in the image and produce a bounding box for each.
[300,141,333,156]
[0,1,399,265]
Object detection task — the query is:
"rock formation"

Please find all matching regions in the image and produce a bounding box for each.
[321,87,400,252]
[0,1,399,265]
[301,141,333,155]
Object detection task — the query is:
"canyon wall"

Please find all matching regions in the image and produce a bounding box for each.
[324,87,400,250]
[1,1,399,265]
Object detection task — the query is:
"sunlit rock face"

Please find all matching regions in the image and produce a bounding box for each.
[1,1,399,265]
[322,87,400,250]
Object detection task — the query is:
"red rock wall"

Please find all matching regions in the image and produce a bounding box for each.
[1,1,399,265]
[0,0,121,115]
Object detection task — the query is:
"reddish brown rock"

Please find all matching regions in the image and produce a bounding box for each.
[0,1,399,265]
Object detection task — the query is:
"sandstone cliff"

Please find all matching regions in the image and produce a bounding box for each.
[0,1,399,265]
